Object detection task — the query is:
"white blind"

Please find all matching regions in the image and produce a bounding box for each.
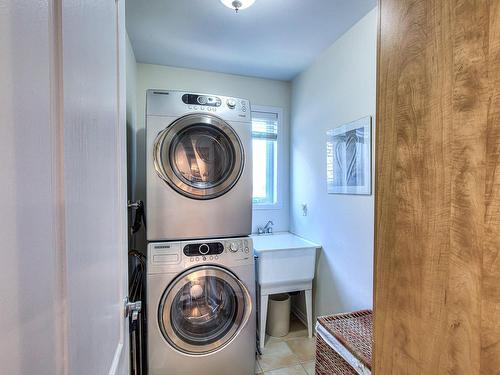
[252,111,278,140]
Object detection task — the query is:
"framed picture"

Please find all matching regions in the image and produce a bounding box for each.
[327,116,372,195]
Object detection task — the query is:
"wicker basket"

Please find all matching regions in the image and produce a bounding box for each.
[315,310,372,375]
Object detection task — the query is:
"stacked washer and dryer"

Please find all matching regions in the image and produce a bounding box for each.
[145,90,255,375]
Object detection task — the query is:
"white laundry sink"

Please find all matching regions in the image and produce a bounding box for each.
[252,231,320,348]
[252,231,320,289]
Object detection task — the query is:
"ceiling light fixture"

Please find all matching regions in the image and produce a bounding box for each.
[220,0,255,13]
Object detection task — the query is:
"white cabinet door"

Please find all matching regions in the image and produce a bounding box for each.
[62,0,129,374]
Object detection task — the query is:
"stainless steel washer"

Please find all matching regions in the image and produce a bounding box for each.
[146,90,252,241]
[147,237,255,375]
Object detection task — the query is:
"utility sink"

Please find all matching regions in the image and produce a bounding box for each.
[252,231,320,289]
[252,231,321,348]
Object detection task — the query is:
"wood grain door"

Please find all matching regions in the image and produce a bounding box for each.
[374,1,500,374]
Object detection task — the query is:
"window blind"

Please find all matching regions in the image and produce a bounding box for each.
[251,111,278,140]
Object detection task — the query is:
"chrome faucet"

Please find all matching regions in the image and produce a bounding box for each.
[258,221,274,235]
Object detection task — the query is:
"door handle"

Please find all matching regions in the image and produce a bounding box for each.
[125,298,142,321]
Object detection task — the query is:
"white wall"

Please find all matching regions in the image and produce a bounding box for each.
[134,64,292,243]
[290,9,377,317]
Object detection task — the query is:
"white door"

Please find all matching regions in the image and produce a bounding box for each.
[0,0,129,374]
[62,0,129,374]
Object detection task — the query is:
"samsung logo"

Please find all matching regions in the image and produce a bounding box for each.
[155,245,170,249]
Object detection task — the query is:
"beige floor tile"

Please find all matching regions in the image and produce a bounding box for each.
[282,316,308,340]
[263,364,307,375]
[301,361,315,375]
[264,334,283,346]
[285,337,316,362]
[258,341,300,372]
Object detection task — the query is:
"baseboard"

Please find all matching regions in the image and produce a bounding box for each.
[291,306,308,329]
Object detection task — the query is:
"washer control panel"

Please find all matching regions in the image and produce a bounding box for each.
[147,237,253,273]
[226,238,251,254]
[184,238,252,266]
[183,242,224,256]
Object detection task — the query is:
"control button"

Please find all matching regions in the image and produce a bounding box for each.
[215,255,219,260]
[245,247,249,253]
[227,99,237,109]
[190,257,194,262]
[195,257,199,261]
[209,256,213,260]
[197,96,207,104]
[241,107,247,112]
[229,242,238,252]
[202,256,206,261]
[199,243,210,255]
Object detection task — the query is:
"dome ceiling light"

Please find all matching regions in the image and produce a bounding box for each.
[220,0,256,13]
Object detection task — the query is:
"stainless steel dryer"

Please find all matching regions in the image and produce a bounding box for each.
[146,90,252,241]
[147,237,255,375]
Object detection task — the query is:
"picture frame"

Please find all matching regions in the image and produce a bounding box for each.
[327,116,372,195]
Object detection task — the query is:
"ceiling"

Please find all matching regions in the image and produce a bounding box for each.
[126,0,376,81]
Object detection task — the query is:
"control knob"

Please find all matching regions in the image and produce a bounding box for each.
[199,243,210,255]
[229,242,238,252]
[226,99,237,109]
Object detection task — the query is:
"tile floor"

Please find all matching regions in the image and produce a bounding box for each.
[255,316,316,375]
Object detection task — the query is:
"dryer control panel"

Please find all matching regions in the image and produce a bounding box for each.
[146,90,251,122]
[182,93,222,107]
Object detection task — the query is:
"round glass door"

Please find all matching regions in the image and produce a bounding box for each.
[154,114,244,199]
[158,266,251,354]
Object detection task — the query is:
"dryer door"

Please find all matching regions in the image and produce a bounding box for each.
[154,114,244,199]
[158,265,252,354]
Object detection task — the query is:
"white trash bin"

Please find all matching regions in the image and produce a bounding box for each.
[266,293,291,337]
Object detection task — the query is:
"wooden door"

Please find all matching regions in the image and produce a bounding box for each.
[374,1,500,374]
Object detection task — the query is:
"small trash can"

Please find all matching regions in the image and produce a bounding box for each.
[266,293,291,337]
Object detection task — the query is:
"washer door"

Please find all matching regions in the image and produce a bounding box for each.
[158,266,252,355]
[154,114,244,199]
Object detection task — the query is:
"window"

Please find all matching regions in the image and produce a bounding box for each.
[251,106,281,208]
